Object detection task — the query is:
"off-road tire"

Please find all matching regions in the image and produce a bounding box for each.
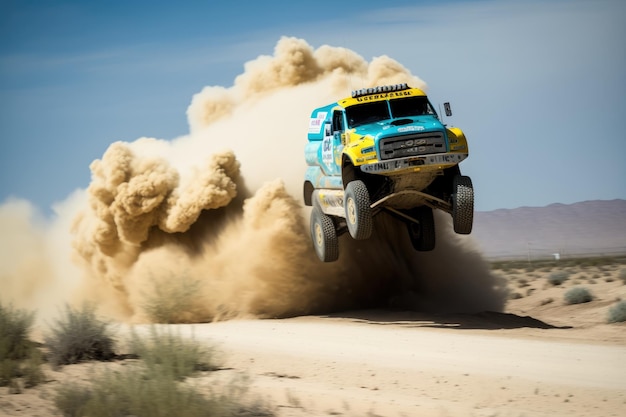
[344,180,373,240]
[310,207,339,262]
[407,206,436,251]
[452,175,474,234]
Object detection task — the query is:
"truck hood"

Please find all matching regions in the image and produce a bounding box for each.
[353,116,445,139]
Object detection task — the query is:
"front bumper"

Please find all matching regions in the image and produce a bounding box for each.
[360,153,468,175]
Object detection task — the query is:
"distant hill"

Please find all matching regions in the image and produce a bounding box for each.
[471,199,626,260]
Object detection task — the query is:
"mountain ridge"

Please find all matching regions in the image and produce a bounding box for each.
[470,199,626,260]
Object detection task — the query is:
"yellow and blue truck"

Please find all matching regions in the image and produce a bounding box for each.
[304,83,474,262]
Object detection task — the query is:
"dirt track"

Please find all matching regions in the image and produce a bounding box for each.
[163,312,626,417]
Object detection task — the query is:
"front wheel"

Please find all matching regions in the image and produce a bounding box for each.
[344,180,373,240]
[310,207,339,262]
[452,175,474,234]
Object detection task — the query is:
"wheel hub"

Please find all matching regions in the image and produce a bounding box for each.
[315,223,323,246]
[347,198,357,224]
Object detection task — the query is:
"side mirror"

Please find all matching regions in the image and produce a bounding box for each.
[444,102,452,117]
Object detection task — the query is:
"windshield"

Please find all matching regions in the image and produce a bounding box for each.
[389,96,437,118]
[346,96,437,128]
[346,101,390,128]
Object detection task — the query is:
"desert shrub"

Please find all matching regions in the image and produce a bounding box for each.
[564,287,593,305]
[607,300,626,323]
[54,382,93,417]
[142,275,211,324]
[44,304,116,368]
[54,332,274,417]
[0,302,44,389]
[129,327,216,380]
[21,349,45,388]
[0,302,35,361]
[55,369,272,417]
[547,271,570,286]
[54,370,208,417]
[618,268,626,284]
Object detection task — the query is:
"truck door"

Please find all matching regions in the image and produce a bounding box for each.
[321,110,345,175]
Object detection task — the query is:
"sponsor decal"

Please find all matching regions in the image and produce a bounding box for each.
[397,125,425,133]
[319,192,343,208]
[361,146,374,154]
[351,83,410,98]
[361,158,425,173]
[354,91,412,102]
[322,136,333,168]
[308,111,327,134]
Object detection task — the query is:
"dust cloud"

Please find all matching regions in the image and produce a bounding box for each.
[0,37,507,324]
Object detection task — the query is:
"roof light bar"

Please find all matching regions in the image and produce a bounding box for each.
[351,83,410,99]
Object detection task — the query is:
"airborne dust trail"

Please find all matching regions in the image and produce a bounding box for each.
[1,37,508,324]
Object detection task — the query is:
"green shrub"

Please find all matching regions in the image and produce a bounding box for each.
[142,275,210,324]
[547,271,570,286]
[54,382,93,417]
[21,349,45,388]
[54,369,272,417]
[0,302,44,389]
[608,300,626,323]
[564,287,593,305]
[0,302,35,361]
[129,327,216,380]
[54,332,274,417]
[44,304,116,368]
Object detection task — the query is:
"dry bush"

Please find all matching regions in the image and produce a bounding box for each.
[547,271,570,286]
[142,275,211,324]
[129,327,217,380]
[619,268,626,284]
[0,302,45,389]
[0,302,35,361]
[608,300,626,323]
[44,304,116,368]
[564,287,593,305]
[54,331,274,417]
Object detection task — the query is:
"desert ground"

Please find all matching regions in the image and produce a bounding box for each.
[2,257,625,417]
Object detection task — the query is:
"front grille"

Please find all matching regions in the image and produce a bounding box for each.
[379,132,446,160]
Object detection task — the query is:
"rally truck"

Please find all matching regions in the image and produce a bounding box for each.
[304,83,474,262]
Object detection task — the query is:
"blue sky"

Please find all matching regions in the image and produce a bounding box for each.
[1,0,625,214]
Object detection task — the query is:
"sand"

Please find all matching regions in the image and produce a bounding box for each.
[2,259,625,417]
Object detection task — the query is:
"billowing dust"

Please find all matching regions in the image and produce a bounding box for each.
[0,37,508,324]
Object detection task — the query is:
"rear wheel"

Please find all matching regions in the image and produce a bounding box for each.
[452,175,474,234]
[407,206,436,251]
[310,207,339,262]
[344,180,373,240]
